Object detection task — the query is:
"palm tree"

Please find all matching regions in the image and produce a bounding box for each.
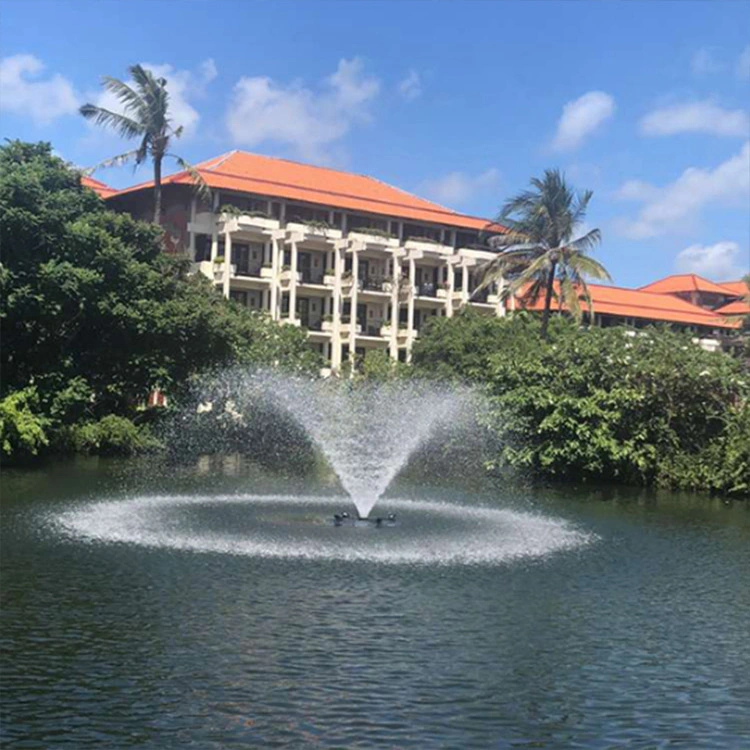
[478,169,611,338]
[80,64,208,225]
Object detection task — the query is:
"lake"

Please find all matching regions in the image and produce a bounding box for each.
[2,457,749,748]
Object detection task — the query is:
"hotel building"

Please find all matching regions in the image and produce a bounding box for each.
[86,152,745,370]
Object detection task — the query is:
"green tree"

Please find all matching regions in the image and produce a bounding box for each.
[480,170,611,338]
[79,64,206,224]
[0,141,319,460]
[413,313,749,496]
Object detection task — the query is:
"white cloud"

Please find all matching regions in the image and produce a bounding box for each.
[738,45,750,80]
[0,54,79,124]
[691,47,723,76]
[615,142,750,239]
[640,100,749,138]
[615,179,661,202]
[552,91,615,151]
[398,69,422,101]
[675,241,747,279]
[420,168,500,207]
[89,59,216,137]
[226,58,380,162]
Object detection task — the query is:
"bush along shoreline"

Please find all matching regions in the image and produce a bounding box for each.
[411,311,749,498]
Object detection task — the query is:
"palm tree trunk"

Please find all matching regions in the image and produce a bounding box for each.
[541,260,557,339]
[153,155,162,226]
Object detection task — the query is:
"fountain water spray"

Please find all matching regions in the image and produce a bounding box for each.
[188,371,471,519]
[269,377,469,518]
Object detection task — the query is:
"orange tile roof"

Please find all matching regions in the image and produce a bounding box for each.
[511,282,738,329]
[109,150,500,232]
[715,299,750,316]
[639,273,736,296]
[81,175,116,198]
[718,279,749,297]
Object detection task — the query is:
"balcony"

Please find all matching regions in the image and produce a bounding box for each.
[381,323,410,339]
[363,323,385,337]
[300,317,324,331]
[220,212,280,235]
[416,282,437,298]
[279,268,302,284]
[346,229,399,249]
[233,263,263,279]
[286,222,343,243]
[339,318,362,335]
[299,269,326,285]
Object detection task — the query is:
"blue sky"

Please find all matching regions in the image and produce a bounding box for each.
[2,0,749,286]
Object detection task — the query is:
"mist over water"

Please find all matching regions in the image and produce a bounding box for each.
[178,370,473,518]
[271,378,470,518]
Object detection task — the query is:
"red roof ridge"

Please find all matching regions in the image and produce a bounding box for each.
[185,166,492,224]
[639,273,737,296]
[111,150,498,229]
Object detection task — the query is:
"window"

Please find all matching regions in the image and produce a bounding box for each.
[456,231,481,248]
[348,213,389,233]
[222,194,268,215]
[287,202,329,224]
[230,290,248,306]
[194,234,211,262]
[403,223,441,242]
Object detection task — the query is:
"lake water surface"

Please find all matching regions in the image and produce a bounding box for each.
[2,458,749,748]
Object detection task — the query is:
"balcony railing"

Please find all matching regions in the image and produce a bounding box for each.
[360,276,388,292]
[234,264,263,278]
[300,269,325,284]
[301,317,323,331]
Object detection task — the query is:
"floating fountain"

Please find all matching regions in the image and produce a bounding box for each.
[267,376,468,519]
[50,371,595,565]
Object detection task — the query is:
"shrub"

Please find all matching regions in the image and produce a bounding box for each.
[67,415,161,456]
[413,311,750,496]
[0,389,50,460]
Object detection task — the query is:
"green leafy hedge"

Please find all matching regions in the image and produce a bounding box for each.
[413,310,750,496]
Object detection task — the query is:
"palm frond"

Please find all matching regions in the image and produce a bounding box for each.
[169,155,211,204]
[79,104,145,140]
[568,253,612,282]
[567,227,602,255]
[93,149,143,170]
[100,76,146,117]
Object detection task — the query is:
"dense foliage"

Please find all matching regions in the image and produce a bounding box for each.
[0,141,319,462]
[413,310,750,496]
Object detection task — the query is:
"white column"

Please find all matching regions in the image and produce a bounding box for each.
[461,262,469,306]
[223,230,231,299]
[390,254,399,359]
[270,236,280,320]
[290,241,298,321]
[332,244,343,371]
[446,260,455,317]
[349,249,359,369]
[407,256,416,362]
[497,276,506,317]
[188,196,196,260]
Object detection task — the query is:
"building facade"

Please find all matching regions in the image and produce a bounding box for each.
[106,151,508,371]
[95,151,744,369]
